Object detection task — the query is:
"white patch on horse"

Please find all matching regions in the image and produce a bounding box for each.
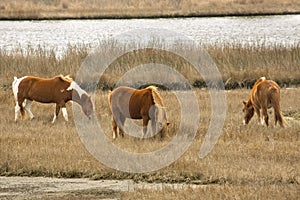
[24,100,34,119]
[62,107,68,121]
[14,104,20,122]
[52,113,57,124]
[12,76,28,101]
[260,117,264,125]
[259,110,264,125]
[13,76,28,121]
[66,81,86,98]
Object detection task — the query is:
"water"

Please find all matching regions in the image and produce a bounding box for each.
[0,15,299,53]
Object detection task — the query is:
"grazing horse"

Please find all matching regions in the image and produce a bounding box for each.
[242,77,284,127]
[108,86,170,139]
[12,75,93,123]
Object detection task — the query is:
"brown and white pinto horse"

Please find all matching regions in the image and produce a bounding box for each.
[108,86,170,139]
[12,75,93,123]
[242,77,284,127]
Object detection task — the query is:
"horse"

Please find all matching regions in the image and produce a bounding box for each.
[108,86,170,139]
[12,75,93,123]
[242,77,284,127]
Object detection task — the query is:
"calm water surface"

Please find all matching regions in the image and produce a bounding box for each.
[0,15,299,53]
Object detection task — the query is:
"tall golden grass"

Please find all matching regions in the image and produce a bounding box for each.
[0,42,299,198]
[1,42,299,89]
[0,0,299,19]
[122,184,299,199]
[0,88,299,198]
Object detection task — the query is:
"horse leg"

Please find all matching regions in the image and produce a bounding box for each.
[151,119,157,137]
[274,108,278,126]
[52,104,60,123]
[61,106,68,122]
[262,107,269,127]
[142,115,150,138]
[118,115,125,138]
[274,107,284,127]
[16,96,26,121]
[259,110,264,125]
[14,102,20,122]
[254,106,262,125]
[149,105,157,137]
[24,100,34,120]
[112,117,118,139]
[14,96,21,122]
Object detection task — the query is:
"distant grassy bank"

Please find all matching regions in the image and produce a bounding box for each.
[0,0,299,20]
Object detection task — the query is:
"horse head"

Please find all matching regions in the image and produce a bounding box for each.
[66,81,94,119]
[242,100,254,125]
[151,104,170,134]
[81,93,93,119]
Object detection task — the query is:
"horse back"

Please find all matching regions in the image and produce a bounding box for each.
[251,80,280,108]
[129,88,154,118]
[109,86,154,119]
[18,76,71,103]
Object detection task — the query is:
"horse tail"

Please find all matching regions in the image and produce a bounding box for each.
[107,90,113,109]
[275,109,285,127]
[253,76,266,88]
[271,87,285,127]
[12,76,27,118]
[258,76,266,82]
[12,77,19,100]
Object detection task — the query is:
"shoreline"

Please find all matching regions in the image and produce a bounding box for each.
[0,11,299,21]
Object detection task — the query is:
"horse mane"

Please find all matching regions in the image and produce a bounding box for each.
[146,86,164,106]
[107,90,113,107]
[57,74,73,83]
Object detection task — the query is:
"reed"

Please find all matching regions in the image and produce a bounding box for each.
[122,184,299,200]
[1,41,299,89]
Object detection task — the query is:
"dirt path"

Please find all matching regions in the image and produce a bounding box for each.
[0,176,203,199]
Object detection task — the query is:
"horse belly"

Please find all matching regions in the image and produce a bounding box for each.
[116,106,142,119]
[129,112,142,119]
[128,103,144,119]
[28,89,55,103]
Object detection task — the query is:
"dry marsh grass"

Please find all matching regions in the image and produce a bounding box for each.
[0,42,299,89]
[0,88,299,198]
[0,0,299,19]
[0,42,299,198]
[121,184,299,199]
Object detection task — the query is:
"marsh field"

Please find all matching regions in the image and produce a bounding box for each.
[0,41,299,199]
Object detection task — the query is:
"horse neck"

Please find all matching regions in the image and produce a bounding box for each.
[246,97,253,107]
[72,90,85,106]
[151,90,164,106]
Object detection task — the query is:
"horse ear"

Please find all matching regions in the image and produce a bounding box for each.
[242,100,247,105]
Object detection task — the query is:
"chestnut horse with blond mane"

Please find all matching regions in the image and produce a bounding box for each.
[108,86,170,139]
[242,77,284,127]
[12,75,93,123]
